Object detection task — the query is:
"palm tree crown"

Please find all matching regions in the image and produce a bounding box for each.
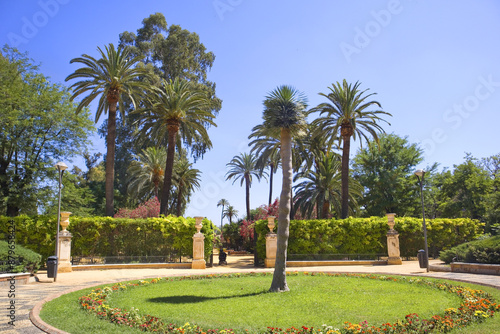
[136,78,214,215]
[127,146,167,200]
[226,152,266,220]
[311,80,391,219]
[65,43,151,216]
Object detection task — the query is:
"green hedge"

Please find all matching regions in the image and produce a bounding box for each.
[439,235,500,264]
[0,215,215,264]
[0,240,42,274]
[255,217,483,260]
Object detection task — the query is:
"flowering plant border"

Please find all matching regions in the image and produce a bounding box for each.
[78,272,500,333]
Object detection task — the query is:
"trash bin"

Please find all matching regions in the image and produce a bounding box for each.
[47,256,58,278]
[417,249,428,269]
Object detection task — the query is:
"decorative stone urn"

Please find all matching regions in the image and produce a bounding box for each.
[386,213,402,265]
[192,216,206,269]
[58,212,73,272]
[265,216,277,268]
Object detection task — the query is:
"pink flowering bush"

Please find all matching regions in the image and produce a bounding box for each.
[114,197,160,218]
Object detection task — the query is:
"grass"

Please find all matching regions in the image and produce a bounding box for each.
[40,274,500,333]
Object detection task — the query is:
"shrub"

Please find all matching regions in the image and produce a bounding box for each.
[0,215,215,264]
[439,236,500,264]
[255,217,483,260]
[0,240,42,274]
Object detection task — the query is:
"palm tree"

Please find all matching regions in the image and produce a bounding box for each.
[249,124,281,206]
[136,78,214,215]
[217,198,230,231]
[294,152,362,219]
[311,80,391,219]
[65,43,150,216]
[173,158,201,217]
[262,85,308,292]
[225,152,266,220]
[127,146,167,200]
[223,205,238,224]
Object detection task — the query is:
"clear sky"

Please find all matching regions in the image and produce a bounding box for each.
[1,0,499,225]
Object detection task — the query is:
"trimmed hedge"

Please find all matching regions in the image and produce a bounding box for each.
[255,217,483,260]
[0,215,215,264]
[0,240,42,274]
[439,235,500,264]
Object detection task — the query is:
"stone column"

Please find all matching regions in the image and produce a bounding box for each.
[192,216,206,269]
[57,212,73,272]
[265,216,277,268]
[386,213,402,265]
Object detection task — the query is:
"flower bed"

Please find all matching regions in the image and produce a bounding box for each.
[78,272,500,333]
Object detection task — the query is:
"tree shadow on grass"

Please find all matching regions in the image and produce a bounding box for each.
[148,290,268,304]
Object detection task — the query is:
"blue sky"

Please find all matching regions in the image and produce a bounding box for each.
[1,0,499,225]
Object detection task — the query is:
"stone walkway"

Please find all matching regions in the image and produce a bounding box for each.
[1,256,498,333]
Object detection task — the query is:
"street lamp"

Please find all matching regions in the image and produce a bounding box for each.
[415,169,429,272]
[54,161,68,281]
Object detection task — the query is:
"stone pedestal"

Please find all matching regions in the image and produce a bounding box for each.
[386,213,402,265]
[192,216,206,269]
[58,212,73,272]
[265,216,277,268]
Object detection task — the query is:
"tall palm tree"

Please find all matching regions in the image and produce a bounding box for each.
[136,78,214,215]
[262,85,308,292]
[173,158,201,217]
[223,205,238,224]
[127,146,167,200]
[225,152,266,220]
[311,80,391,219]
[217,198,229,231]
[294,152,362,219]
[65,43,150,216]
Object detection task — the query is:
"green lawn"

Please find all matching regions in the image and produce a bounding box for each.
[40,273,500,333]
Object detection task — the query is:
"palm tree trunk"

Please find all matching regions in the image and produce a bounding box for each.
[268,163,274,206]
[341,135,351,219]
[245,174,251,220]
[105,105,117,216]
[176,186,183,217]
[160,124,178,215]
[270,128,292,292]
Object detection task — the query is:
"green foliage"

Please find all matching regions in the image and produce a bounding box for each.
[0,215,215,264]
[0,240,42,274]
[0,46,94,216]
[439,236,500,264]
[255,217,483,260]
[352,134,424,217]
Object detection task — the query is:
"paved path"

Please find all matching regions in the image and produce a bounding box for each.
[1,256,498,333]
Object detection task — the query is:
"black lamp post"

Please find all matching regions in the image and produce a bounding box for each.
[415,169,429,272]
[54,161,68,281]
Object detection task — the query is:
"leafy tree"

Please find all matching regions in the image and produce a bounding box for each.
[294,152,361,219]
[261,85,308,292]
[226,152,266,221]
[119,12,221,160]
[481,154,500,233]
[352,134,424,217]
[0,46,94,216]
[65,43,151,216]
[135,78,214,215]
[435,154,491,220]
[311,80,391,218]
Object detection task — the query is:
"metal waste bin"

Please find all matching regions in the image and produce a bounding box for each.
[47,256,58,278]
[417,249,428,269]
